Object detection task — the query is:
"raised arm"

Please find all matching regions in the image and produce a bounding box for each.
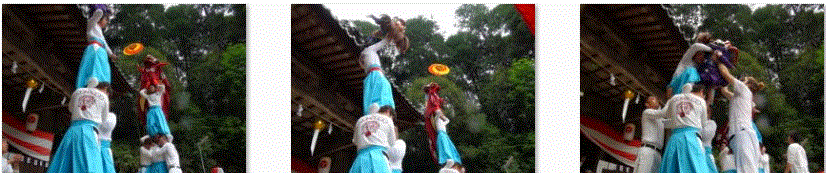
[87,9,103,32]
[139,89,149,99]
[157,85,166,94]
[717,57,738,86]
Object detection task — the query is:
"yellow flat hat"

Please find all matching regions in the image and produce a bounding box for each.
[428,63,450,76]
[123,43,144,55]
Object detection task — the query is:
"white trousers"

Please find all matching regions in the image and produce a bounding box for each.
[731,129,761,173]
[633,146,662,173]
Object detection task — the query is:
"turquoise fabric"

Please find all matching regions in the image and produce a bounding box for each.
[146,106,171,136]
[100,140,116,173]
[669,67,701,94]
[437,130,462,165]
[659,127,715,173]
[348,145,391,173]
[362,64,395,115]
[46,120,104,173]
[76,37,111,88]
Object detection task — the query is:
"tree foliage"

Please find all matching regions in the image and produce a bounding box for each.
[668,4,822,172]
[98,5,245,172]
[343,4,535,172]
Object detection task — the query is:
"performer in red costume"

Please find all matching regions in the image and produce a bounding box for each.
[423,82,443,163]
[137,55,172,123]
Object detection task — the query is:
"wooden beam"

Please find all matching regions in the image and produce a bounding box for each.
[292,89,355,131]
[311,143,355,161]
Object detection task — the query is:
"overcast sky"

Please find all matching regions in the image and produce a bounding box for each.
[324,4,497,36]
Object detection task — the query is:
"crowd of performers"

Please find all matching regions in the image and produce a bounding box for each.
[43,5,181,173]
[348,14,465,173]
[632,32,810,173]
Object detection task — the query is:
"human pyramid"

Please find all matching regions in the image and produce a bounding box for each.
[633,32,809,173]
[348,14,465,173]
[44,4,181,173]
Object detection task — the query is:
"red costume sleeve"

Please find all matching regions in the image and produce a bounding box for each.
[423,84,444,163]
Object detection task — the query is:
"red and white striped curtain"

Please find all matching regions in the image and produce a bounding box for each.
[581,117,641,166]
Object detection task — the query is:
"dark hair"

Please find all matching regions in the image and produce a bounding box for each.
[96,82,110,93]
[789,131,802,143]
[691,83,707,93]
[378,105,395,118]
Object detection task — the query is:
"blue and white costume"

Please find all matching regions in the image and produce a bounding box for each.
[349,113,396,173]
[726,80,761,173]
[720,147,736,173]
[139,136,152,173]
[634,107,666,173]
[76,8,115,89]
[140,85,171,136]
[760,152,770,173]
[99,112,117,173]
[147,145,167,173]
[702,120,719,173]
[435,114,462,165]
[159,142,181,173]
[388,139,406,173]
[658,93,714,173]
[361,38,395,115]
[47,87,110,173]
[670,43,712,94]
[786,143,809,173]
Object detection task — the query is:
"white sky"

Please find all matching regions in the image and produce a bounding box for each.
[324,4,497,36]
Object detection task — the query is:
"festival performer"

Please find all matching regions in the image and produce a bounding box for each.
[668,33,713,98]
[349,106,397,173]
[77,5,117,89]
[47,81,111,173]
[140,136,153,173]
[435,109,462,165]
[100,112,117,173]
[156,135,181,173]
[785,131,809,173]
[2,140,22,173]
[717,53,766,173]
[634,96,666,173]
[148,137,168,173]
[437,160,464,173]
[388,139,406,173]
[702,119,720,173]
[360,35,394,116]
[720,143,736,173]
[137,55,172,118]
[421,82,444,162]
[657,84,715,173]
[140,84,171,136]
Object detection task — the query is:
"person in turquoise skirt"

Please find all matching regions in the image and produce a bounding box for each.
[140,84,171,137]
[46,81,111,173]
[349,106,397,173]
[668,33,713,98]
[658,84,716,173]
[434,109,463,166]
[76,4,118,89]
[360,16,408,116]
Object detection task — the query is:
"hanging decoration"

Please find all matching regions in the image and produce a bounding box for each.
[318,157,331,173]
[609,73,617,86]
[38,82,45,93]
[297,104,303,117]
[22,79,38,112]
[634,94,640,104]
[621,90,634,123]
[61,97,67,105]
[310,120,325,156]
[623,123,635,141]
[26,113,39,133]
[327,121,332,135]
[12,61,18,74]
